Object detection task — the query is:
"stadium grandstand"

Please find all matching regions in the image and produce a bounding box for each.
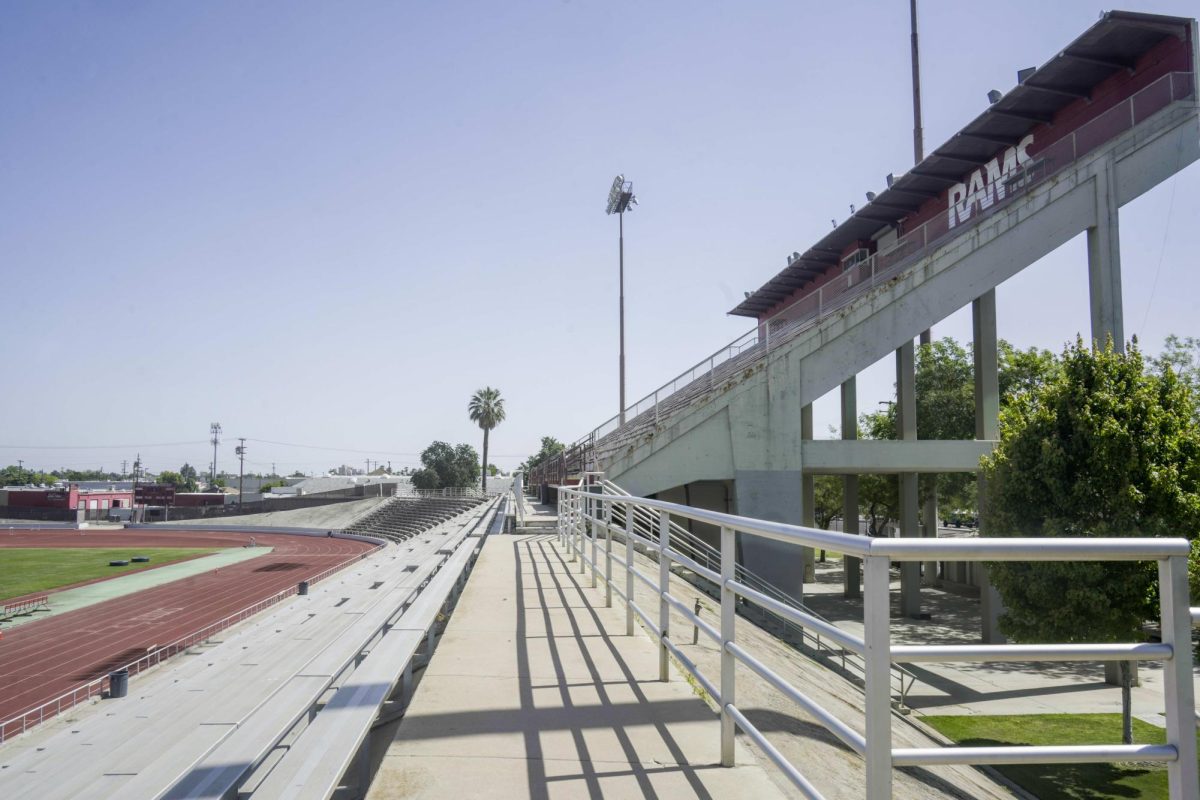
[344,495,489,542]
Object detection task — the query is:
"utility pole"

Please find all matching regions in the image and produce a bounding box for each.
[271,462,276,476]
[210,423,222,488]
[121,459,127,478]
[236,439,246,508]
[132,454,142,522]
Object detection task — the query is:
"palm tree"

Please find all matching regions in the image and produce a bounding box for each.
[468,387,505,492]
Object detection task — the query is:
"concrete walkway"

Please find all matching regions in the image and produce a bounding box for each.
[0,547,272,630]
[368,533,784,799]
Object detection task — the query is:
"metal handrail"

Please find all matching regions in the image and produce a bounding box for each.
[524,70,1196,483]
[597,480,917,702]
[395,487,490,498]
[558,479,1197,800]
[0,546,377,743]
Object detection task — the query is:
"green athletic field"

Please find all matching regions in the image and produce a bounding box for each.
[0,548,219,603]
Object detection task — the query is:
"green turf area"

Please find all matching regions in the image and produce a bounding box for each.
[0,548,219,602]
[922,713,1199,800]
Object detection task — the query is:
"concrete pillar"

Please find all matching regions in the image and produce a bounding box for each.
[732,470,805,601]
[921,478,939,586]
[973,290,1006,643]
[1087,158,1124,353]
[800,403,816,582]
[841,378,861,598]
[896,342,921,618]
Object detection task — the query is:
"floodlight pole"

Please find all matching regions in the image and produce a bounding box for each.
[606,174,635,427]
[619,209,626,426]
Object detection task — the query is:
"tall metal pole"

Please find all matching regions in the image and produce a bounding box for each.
[910,0,924,168]
[237,438,246,508]
[619,210,626,425]
[911,0,931,346]
[132,453,141,523]
[912,0,941,588]
[210,422,221,488]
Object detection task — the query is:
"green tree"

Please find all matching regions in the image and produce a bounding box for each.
[468,387,506,492]
[521,436,565,473]
[812,475,843,562]
[410,441,481,491]
[1,465,29,485]
[981,337,1200,742]
[859,473,898,536]
[160,465,199,493]
[857,337,1058,530]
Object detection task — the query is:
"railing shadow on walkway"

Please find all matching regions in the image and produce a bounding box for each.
[512,533,717,800]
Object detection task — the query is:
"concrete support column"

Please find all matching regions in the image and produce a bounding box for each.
[733,470,805,602]
[973,290,1006,643]
[841,378,861,598]
[897,342,921,618]
[1087,157,1125,353]
[800,403,816,583]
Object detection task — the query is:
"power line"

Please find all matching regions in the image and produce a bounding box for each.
[244,438,527,458]
[0,441,207,450]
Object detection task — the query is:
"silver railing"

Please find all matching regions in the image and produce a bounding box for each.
[0,548,377,743]
[596,479,917,704]
[395,486,490,499]
[512,490,526,528]
[558,478,1198,800]
[531,70,1196,475]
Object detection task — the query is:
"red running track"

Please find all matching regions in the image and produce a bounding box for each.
[0,529,375,723]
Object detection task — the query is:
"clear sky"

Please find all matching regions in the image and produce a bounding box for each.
[2,1,1198,477]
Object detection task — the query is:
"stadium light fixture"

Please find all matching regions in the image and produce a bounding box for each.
[605,174,637,425]
[987,89,1003,104]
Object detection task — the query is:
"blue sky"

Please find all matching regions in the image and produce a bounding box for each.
[2,1,1198,476]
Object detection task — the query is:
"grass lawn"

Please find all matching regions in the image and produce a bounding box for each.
[0,547,219,602]
[922,713,1198,800]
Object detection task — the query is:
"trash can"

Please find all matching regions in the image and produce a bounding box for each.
[109,669,129,698]
[298,581,309,596]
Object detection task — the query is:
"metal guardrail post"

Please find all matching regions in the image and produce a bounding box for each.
[579,492,587,575]
[568,494,577,560]
[658,509,671,682]
[625,500,635,636]
[720,525,736,767]
[863,555,893,800]
[604,502,613,608]
[590,494,599,589]
[1159,555,1200,799]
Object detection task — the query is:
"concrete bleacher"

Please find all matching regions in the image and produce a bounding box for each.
[345,496,487,543]
[0,500,501,800]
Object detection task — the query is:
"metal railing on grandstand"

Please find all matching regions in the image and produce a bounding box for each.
[557,476,1199,800]
[525,71,1195,484]
[594,478,917,705]
[395,486,495,499]
[0,548,377,744]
